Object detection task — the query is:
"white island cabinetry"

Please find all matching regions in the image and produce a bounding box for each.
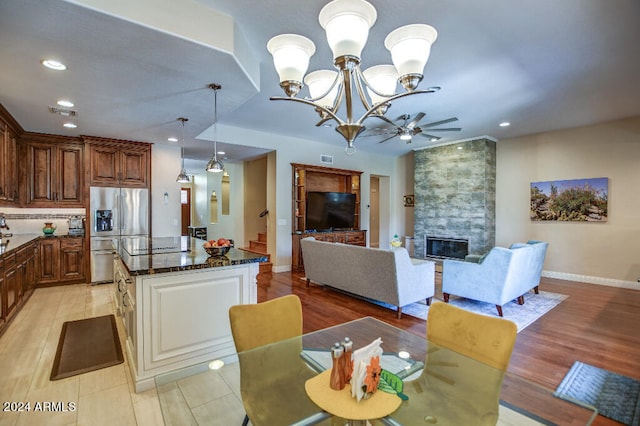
[115,236,264,392]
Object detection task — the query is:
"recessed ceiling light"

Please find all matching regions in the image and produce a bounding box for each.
[63,122,77,128]
[217,151,225,155]
[499,121,511,127]
[167,137,178,142]
[41,59,66,71]
[57,99,74,108]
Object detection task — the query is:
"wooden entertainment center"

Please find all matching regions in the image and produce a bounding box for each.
[291,163,366,271]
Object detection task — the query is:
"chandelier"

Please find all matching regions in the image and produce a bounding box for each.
[205,83,224,173]
[267,0,438,155]
[176,117,191,183]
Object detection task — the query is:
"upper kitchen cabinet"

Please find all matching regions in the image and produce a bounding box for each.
[84,137,151,188]
[22,133,84,208]
[0,105,21,205]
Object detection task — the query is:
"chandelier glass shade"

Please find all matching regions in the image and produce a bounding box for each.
[267,0,438,154]
[205,83,224,173]
[176,117,190,183]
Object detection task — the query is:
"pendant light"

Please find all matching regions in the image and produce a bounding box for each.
[176,117,191,183]
[205,83,224,173]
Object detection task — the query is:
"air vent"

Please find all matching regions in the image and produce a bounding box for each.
[48,106,78,117]
[320,155,333,164]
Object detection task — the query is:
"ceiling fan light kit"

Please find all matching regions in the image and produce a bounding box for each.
[205,83,225,173]
[267,0,440,155]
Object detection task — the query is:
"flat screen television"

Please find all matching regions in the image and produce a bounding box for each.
[306,191,356,231]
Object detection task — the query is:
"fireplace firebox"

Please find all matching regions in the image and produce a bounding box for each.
[425,236,469,259]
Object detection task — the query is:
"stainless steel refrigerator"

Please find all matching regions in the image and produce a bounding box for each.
[90,186,149,283]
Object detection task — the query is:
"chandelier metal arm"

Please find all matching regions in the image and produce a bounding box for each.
[270,95,345,125]
[355,88,437,126]
[352,67,373,112]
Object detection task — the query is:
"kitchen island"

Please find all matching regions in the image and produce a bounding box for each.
[114,236,267,392]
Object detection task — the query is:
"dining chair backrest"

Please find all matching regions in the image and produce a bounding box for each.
[427,301,517,371]
[229,294,303,352]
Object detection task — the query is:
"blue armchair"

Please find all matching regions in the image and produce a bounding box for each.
[442,241,548,316]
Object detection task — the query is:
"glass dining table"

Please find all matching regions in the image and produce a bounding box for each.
[155,317,597,425]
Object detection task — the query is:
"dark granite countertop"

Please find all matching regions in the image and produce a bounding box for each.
[0,233,84,258]
[117,236,267,276]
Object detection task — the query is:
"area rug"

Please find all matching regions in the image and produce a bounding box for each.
[555,361,640,426]
[372,291,568,332]
[50,314,124,380]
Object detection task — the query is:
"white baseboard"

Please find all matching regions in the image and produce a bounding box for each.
[273,264,291,273]
[542,270,639,290]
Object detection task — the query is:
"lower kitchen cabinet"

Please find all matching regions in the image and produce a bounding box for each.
[38,237,85,286]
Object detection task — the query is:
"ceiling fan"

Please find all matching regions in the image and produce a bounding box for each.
[362,113,461,144]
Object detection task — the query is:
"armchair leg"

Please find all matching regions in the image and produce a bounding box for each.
[306,278,310,287]
[496,305,504,317]
[534,285,539,294]
[397,307,403,319]
[242,414,249,426]
[443,293,450,303]
[517,295,525,305]
[426,297,432,306]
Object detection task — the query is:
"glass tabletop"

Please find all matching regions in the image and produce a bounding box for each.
[155,317,597,425]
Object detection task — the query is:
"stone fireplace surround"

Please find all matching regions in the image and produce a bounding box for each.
[413,138,496,258]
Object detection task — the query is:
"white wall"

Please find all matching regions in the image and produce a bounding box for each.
[214,124,403,271]
[497,116,640,287]
[206,162,244,245]
[150,143,182,237]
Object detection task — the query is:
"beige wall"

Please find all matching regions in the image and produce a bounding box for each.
[496,116,640,285]
[243,156,268,247]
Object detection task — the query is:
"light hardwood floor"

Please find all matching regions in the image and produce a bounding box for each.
[1,272,638,425]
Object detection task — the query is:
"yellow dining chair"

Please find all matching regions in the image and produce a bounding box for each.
[390,302,517,425]
[228,295,323,426]
[426,301,517,371]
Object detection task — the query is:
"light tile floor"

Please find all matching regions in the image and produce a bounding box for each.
[0,284,540,426]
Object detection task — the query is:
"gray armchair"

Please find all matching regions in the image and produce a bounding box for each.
[442,241,548,316]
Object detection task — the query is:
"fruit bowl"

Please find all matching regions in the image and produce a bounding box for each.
[203,245,231,257]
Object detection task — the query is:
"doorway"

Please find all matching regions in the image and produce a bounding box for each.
[181,187,191,236]
[369,176,380,248]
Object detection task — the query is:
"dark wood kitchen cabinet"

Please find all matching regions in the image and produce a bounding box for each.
[0,240,38,335]
[38,237,85,286]
[23,134,84,207]
[3,252,18,321]
[85,137,151,188]
[0,108,20,205]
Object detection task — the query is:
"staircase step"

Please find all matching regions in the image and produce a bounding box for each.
[249,240,267,252]
[257,232,267,243]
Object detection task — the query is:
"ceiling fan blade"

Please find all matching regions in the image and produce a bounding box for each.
[360,130,396,137]
[371,114,404,130]
[422,127,462,132]
[421,117,459,128]
[377,134,399,144]
[406,112,425,129]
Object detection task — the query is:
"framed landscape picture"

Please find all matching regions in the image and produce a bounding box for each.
[530,177,608,222]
